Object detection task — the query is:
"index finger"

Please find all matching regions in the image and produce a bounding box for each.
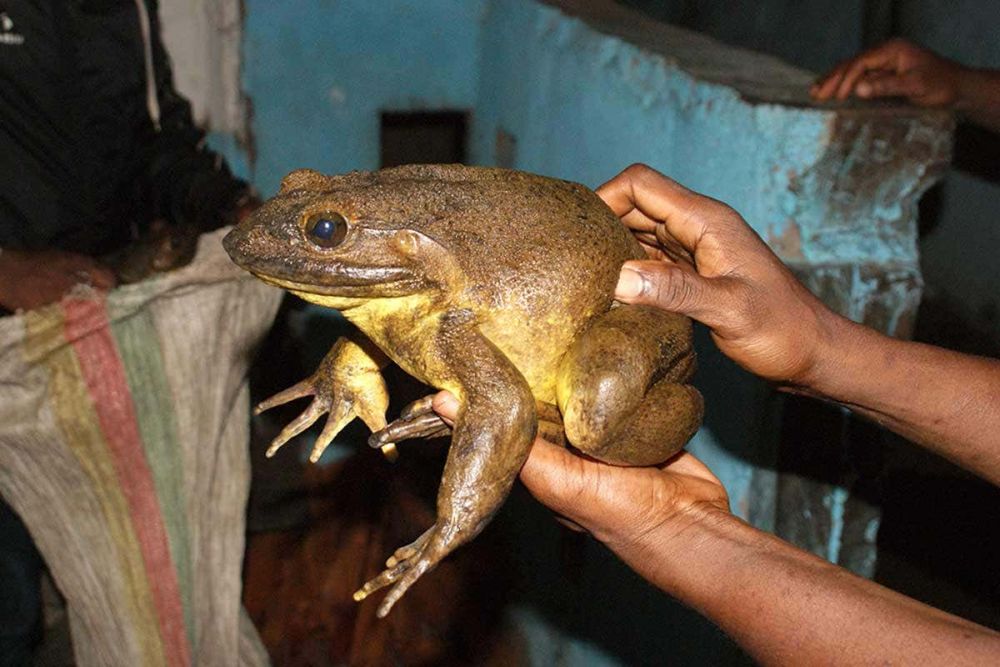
[596,164,724,251]
[835,43,901,100]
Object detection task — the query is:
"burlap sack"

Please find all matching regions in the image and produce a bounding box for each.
[0,228,281,666]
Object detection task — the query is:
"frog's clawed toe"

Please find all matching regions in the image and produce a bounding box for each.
[254,379,313,416]
[264,394,333,458]
[385,527,433,568]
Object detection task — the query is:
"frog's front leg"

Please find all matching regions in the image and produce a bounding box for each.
[256,334,390,462]
[354,310,536,617]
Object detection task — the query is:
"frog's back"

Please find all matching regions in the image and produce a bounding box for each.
[369,164,642,311]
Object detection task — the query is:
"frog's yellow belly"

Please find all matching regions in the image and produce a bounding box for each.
[299,290,586,406]
[478,307,594,405]
[347,295,473,397]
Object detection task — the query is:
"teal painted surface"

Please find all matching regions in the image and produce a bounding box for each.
[243,0,486,196]
[472,2,918,267]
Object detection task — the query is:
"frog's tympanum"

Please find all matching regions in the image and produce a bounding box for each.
[223,164,703,617]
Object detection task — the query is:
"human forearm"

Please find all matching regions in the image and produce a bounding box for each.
[799,314,1000,484]
[956,67,1000,134]
[616,507,1000,666]
[0,249,116,312]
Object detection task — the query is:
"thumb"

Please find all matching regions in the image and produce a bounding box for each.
[518,438,594,519]
[615,260,723,327]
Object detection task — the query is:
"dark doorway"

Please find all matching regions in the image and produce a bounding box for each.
[380,110,468,167]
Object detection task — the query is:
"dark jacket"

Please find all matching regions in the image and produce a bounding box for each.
[0,0,250,255]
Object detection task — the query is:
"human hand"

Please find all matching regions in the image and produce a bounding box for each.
[599,164,839,388]
[431,391,728,550]
[810,39,970,106]
[0,249,117,312]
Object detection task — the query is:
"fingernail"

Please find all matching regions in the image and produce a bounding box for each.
[616,267,646,299]
[856,82,871,97]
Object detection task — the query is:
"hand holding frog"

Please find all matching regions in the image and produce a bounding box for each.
[601,164,834,390]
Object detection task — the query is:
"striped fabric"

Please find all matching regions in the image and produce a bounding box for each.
[0,229,281,666]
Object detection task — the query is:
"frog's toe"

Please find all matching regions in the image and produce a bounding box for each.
[307,400,356,463]
[265,398,329,457]
[375,559,434,618]
[385,527,432,567]
[254,379,312,415]
[353,562,407,601]
[355,525,452,616]
[368,411,450,451]
[399,394,435,420]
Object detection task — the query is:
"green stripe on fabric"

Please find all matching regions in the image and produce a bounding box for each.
[107,299,195,649]
[23,306,167,667]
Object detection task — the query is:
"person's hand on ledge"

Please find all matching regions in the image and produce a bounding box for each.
[811,38,970,106]
[810,38,1000,133]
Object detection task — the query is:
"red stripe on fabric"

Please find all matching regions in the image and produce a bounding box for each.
[62,298,191,667]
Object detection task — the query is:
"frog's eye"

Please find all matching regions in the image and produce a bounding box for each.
[304,212,348,248]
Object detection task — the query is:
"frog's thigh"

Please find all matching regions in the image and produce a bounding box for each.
[557,305,703,466]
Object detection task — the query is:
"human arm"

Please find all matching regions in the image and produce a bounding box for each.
[601,164,1000,486]
[0,249,116,312]
[431,391,1000,665]
[143,2,257,231]
[810,39,1000,133]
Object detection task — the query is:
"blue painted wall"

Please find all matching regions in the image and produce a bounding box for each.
[243,0,486,195]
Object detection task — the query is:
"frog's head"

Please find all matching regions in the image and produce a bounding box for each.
[224,169,457,306]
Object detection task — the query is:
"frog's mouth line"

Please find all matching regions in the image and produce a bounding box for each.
[251,271,423,298]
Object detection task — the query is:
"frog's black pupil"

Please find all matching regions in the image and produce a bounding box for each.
[312,218,336,239]
[306,213,346,248]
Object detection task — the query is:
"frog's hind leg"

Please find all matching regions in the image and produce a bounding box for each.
[558,304,703,466]
[355,310,537,617]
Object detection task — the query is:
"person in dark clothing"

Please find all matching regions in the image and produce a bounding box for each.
[0,0,254,311]
[0,1,254,662]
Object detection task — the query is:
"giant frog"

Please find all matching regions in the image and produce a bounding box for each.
[223,164,703,617]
